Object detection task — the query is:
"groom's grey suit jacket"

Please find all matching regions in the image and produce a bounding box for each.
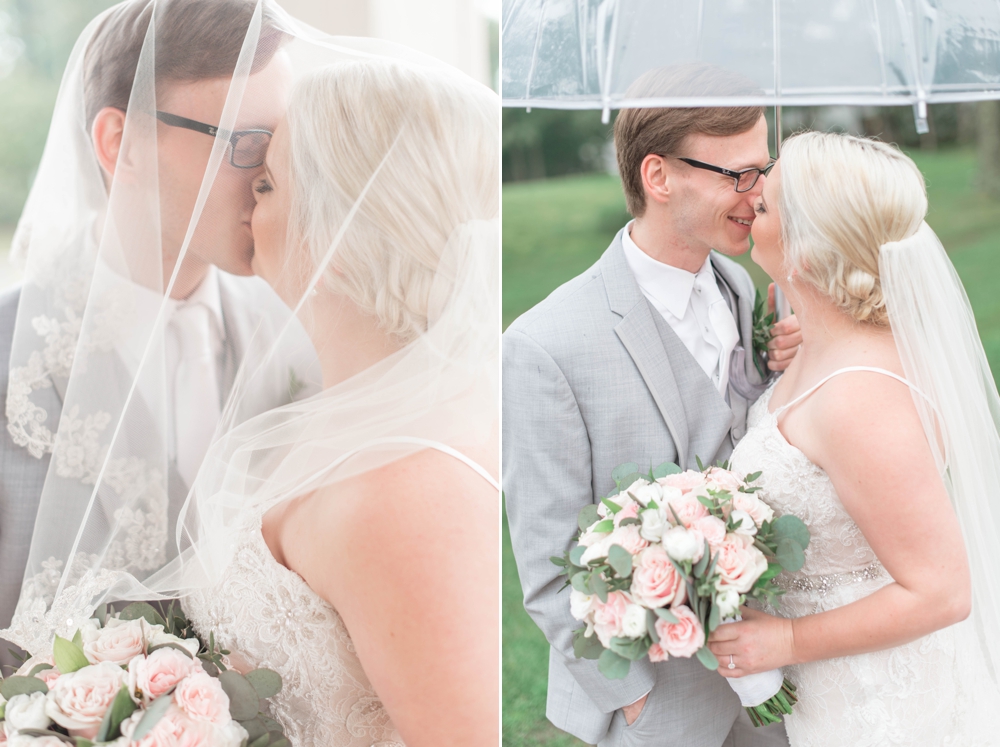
[504,231,779,746]
[0,274,318,671]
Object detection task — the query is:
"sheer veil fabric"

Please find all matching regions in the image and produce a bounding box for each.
[880,221,1000,715]
[1,0,499,655]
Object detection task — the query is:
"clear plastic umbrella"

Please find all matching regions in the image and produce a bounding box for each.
[501,0,1000,131]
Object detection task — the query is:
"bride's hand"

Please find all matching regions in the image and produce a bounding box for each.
[707,606,797,678]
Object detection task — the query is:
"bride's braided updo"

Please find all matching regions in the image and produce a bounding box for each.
[778,132,927,326]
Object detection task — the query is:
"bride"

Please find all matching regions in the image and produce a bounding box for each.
[710,131,1000,745]
[180,59,499,746]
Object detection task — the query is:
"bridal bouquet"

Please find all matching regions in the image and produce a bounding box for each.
[0,603,286,747]
[551,460,810,727]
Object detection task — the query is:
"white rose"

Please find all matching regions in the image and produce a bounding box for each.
[82,617,146,665]
[581,534,615,565]
[578,523,610,548]
[715,587,741,619]
[639,507,668,543]
[626,480,662,508]
[620,604,647,639]
[146,628,201,657]
[45,661,128,731]
[661,525,705,564]
[570,590,597,622]
[730,509,758,536]
[218,719,250,747]
[657,485,684,511]
[4,691,51,735]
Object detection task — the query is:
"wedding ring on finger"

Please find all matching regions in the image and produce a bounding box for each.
[728,655,736,670]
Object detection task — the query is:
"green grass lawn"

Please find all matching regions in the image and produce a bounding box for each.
[501,147,1000,746]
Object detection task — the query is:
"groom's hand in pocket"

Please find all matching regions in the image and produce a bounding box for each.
[622,693,648,725]
[766,283,802,372]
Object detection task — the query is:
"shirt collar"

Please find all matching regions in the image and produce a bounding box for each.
[179,264,224,336]
[621,221,715,320]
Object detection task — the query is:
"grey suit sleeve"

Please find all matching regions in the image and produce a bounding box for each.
[503,328,655,713]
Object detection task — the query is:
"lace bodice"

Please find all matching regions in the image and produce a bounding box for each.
[184,507,404,747]
[730,381,995,747]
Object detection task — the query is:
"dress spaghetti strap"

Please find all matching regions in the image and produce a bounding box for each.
[772,366,933,418]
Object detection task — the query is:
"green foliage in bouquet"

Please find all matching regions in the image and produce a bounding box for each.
[0,601,290,747]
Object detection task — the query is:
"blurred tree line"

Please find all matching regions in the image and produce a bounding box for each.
[0,0,120,224]
[502,101,1000,199]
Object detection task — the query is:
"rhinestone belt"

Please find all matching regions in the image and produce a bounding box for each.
[776,560,889,597]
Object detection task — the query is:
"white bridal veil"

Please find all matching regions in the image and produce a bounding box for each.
[2,0,499,654]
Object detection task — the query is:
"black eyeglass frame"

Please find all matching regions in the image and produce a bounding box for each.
[660,154,776,193]
[155,110,272,169]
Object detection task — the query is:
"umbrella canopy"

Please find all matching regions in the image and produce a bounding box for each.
[502,0,1000,130]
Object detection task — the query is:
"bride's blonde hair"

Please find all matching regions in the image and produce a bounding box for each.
[778,131,927,326]
[285,59,498,343]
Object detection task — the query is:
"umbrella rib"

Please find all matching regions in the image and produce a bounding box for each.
[871,0,889,96]
[524,0,547,104]
[601,0,622,123]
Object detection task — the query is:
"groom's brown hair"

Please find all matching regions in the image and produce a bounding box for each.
[83,0,287,129]
[614,63,764,217]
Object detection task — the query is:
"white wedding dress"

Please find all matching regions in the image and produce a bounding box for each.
[729,369,998,747]
[183,441,498,747]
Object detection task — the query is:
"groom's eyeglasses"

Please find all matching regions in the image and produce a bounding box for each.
[155,111,272,169]
[663,155,776,193]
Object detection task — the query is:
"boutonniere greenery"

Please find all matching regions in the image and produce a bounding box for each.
[752,288,776,378]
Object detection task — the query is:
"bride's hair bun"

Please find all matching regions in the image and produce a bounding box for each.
[778,131,927,327]
[285,59,497,343]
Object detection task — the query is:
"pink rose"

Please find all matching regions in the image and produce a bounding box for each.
[731,490,775,527]
[663,493,709,528]
[715,533,769,593]
[705,467,742,494]
[630,547,686,609]
[647,643,669,663]
[613,498,640,526]
[82,617,146,665]
[607,525,648,556]
[14,654,61,687]
[657,470,706,493]
[122,706,222,747]
[592,591,631,647]
[693,515,727,547]
[129,646,200,703]
[45,661,127,735]
[654,604,705,658]
[173,671,232,725]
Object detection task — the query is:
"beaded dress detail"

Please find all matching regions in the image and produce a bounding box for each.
[729,379,995,747]
[184,505,404,747]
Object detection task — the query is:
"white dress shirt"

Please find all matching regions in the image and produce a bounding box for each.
[622,222,740,396]
[95,260,225,485]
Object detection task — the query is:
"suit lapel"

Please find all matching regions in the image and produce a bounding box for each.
[602,234,691,467]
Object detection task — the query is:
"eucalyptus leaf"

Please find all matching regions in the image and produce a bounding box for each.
[695,645,720,671]
[645,610,660,643]
[53,635,89,674]
[250,735,271,747]
[612,462,640,485]
[597,649,630,679]
[600,497,622,515]
[578,504,600,531]
[696,455,706,472]
[27,662,54,678]
[775,538,806,572]
[570,571,591,593]
[269,739,290,747]
[607,545,633,578]
[744,471,763,483]
[652,462,682,479]
[0,675,48,699]
[618,517,641,527]
[617,473,644,491]
[129,691,173,740]
[240,717,268,741]
[260,716,283,732]
[569,546,587,567]
[696,494,715,509]
[245,669,283,700]
[592,519,615,534]
[573,628,605,660]
[220,670,263,721]
[654,607,679,624]
[708,601,721,632]
[693,542,711,578]
[772,515,811,549]
[95,685,137,742]
[755,563,782,585]
[609,636,651,661]
[75,739,95,747]
[550,556,568,567]
[118,602,167,629]
[589,572,609,603]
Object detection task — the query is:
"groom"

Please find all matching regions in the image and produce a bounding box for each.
[0,0,316,668]
[504,65,800,746]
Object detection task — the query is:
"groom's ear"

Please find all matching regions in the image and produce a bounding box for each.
[91,107,127,185]
[639,153,671,207]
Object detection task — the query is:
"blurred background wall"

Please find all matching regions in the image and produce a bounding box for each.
[0,0,500,289]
